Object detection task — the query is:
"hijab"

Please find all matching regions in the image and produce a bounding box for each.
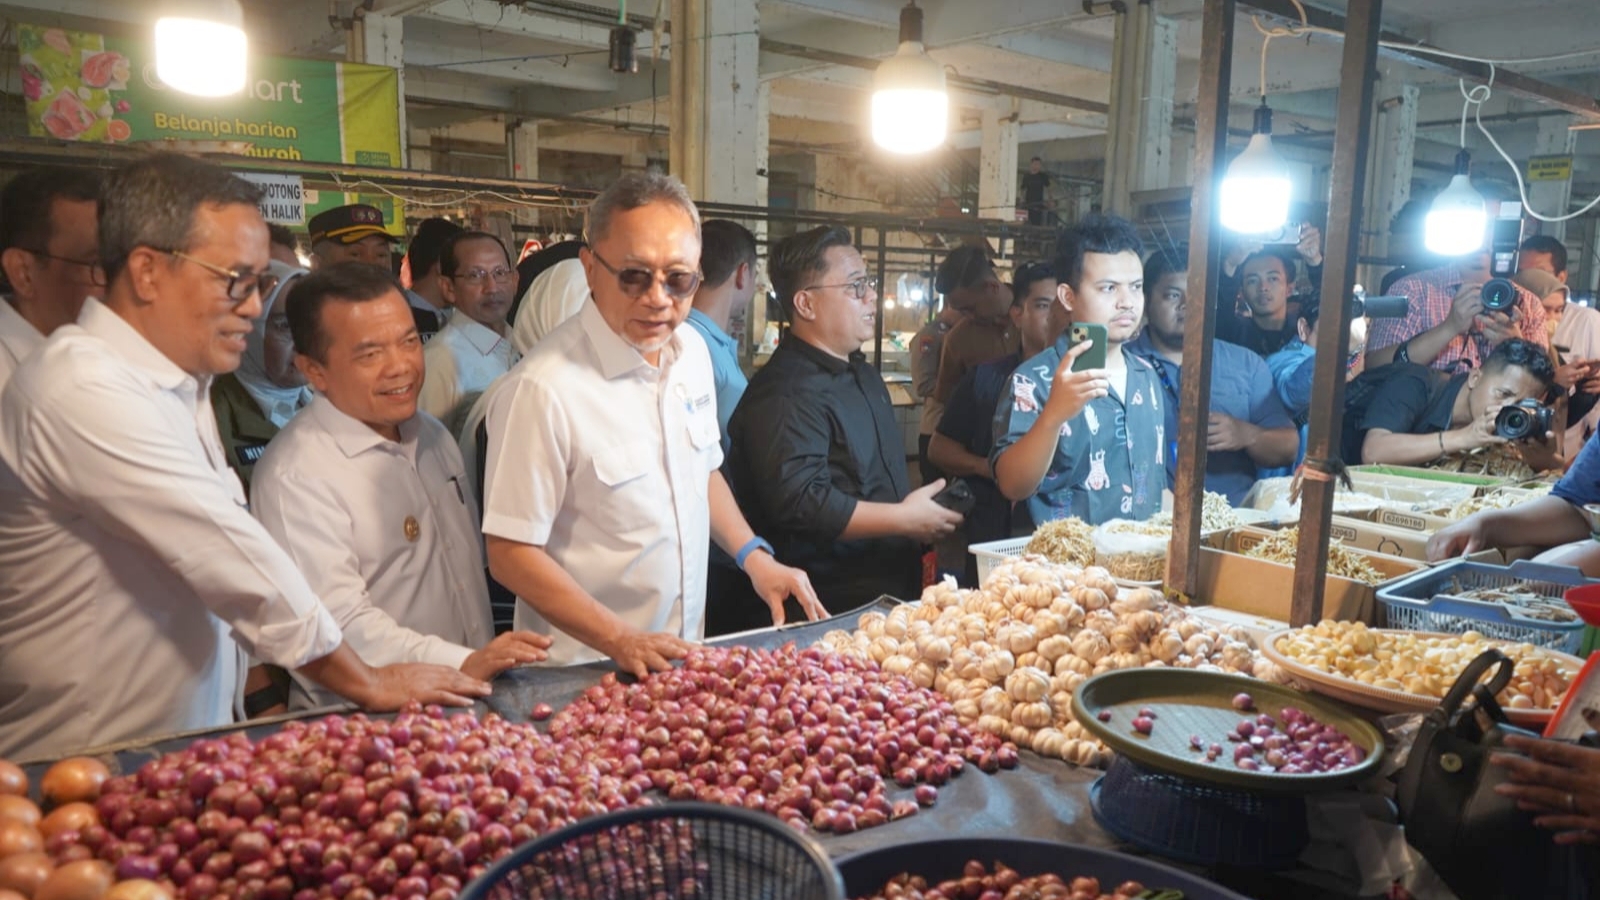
[237,260,312,428]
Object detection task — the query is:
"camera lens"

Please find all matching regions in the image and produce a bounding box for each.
[1496,406,1531,439]
[1481,278,1517,312]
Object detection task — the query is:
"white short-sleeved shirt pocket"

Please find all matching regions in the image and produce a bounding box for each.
[590,440,661,531]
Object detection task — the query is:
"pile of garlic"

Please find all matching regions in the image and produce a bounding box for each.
[818,555,1284,767]
[1273,621,1578,709]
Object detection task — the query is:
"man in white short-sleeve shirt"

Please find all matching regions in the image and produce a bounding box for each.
[0,154,487,760]
[252,264,551,710]
[482,173,825,677]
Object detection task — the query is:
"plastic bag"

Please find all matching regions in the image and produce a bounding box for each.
[1090,519,1168,584]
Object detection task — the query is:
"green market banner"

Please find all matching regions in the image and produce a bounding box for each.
[18,23,406,234]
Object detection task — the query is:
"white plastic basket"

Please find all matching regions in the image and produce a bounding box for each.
[970,537,1029,583]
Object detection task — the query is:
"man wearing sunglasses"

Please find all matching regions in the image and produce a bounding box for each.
[482,172,823,680]
[419,231,521,436]
[721,226,964,628]
[0,154,487,760]
[0,165,103,391]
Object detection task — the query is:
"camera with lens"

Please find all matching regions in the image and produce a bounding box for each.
[1494,399,1553,441]
[1480,277,1519,312]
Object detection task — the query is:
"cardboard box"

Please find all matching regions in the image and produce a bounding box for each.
[1372,507,1456,533]
[1326,515,1433,560]
[1194,528,1423,624]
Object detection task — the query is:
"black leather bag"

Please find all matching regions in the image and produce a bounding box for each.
[1395,648,1561,900]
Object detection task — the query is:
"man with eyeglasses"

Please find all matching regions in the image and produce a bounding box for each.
[481,172,824,679]
[0,165,103,391]
[0,154,487,760]
[419,231,521,436]
[722,225,964,626]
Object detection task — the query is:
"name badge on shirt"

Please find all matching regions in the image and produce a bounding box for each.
[237,443,269,464]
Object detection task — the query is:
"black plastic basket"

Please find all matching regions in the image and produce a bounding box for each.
[460,802,844,900]
[1090,756,1310,870]
[835,837,1250,900]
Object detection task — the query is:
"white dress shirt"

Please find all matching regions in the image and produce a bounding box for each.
[483,300,722,666]
[252,397,494,710]
[419,317,519,436]
[0,299,343,760]
[0,297,44,392]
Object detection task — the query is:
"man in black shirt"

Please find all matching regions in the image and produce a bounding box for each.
[1021,157,1052,226]
[721,225,963,626]
[1356,338,1560,468]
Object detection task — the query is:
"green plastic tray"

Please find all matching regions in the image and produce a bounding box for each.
[1072,669,1386,794]
[1351,465,1505,487]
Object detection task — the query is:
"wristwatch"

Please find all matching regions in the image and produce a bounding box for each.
[1394,340,1412,365]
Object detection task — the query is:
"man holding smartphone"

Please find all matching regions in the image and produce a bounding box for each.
[992,214,1165,526]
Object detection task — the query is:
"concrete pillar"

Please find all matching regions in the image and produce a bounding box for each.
[1138,16,1179,194]
[1362,84,1419,263]
[698,0,762,207]
[977,108,1020,221]
[510,121,539,230]
[1102,6,1176,214]
[355,12,406,162]
[1528,115,1577,243]
[1168,128,1195,189]
[622,151,650,172]
[669,0,707,198]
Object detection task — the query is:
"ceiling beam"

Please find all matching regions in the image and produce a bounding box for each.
[416,0,659,52]
[404,41,620,91]
[1244,0,1600,120]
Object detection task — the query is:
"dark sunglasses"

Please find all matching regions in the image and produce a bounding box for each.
[589,246,701,300]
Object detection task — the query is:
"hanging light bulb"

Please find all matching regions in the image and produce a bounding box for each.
[1424,149,1487,256]
[1219,98,1293,234]
[871,2,948,155]
[156,0,247,97]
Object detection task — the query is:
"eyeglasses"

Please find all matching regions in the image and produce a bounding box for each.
[803,276,878,300]
[589,247,701,300]
[451,266,516,287]
[20,248,106,286]
[159,249,280,302]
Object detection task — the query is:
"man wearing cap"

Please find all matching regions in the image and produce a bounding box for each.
[1516,267,1600,453]
[308,204,446,343]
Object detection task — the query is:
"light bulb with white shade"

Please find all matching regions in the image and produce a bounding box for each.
[156,0,247,97]
[1220,99,1292,234]
[1424,150,1487,256]
[871,3,948,155]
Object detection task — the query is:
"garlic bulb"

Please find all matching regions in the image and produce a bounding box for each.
[856,611,887,636]
[1005,667,1051,703]
[979,686,1014,719]
[1011,700,1053,729]
[882,654,914,675]
[1054,653,1093,677]
[1071,630,1110,664]
[978,649,1017,682]
[1071,585,1110,611]
[1036,634,1073,663]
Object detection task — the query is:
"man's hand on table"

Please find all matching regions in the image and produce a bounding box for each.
[460,631,553,681]
[744,552,826,626]
[604,630,694,680]
[368,663,491,709]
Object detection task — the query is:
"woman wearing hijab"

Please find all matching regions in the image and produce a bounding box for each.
[212,260,312,495]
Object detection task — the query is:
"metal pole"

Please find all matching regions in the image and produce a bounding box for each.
[875,228,888,371]
[1291,0,1384,626]
[1165,0,1233,598]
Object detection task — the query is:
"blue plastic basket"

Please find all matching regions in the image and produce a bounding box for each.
[1090,756,1310,870]
[460,802,843,900]
[1374,559,1590,654]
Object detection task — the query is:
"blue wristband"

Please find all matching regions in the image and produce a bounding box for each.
[735,537,774,571]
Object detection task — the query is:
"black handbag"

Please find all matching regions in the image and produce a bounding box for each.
[1395,648,1570,900]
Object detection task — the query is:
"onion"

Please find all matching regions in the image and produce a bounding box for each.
[36,806,96,845]
[0,800,40,829]
[0,764,25,799]
[0,853,53,897]
[33,859,111,900]
[39,761,109,809]
[0,822,43,859]
[103,880,173,900]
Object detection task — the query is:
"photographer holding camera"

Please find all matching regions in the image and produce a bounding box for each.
[1367,250,1548,373]
[1354,338,1561,469]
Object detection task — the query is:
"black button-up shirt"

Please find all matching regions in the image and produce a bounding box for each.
[724,333,919,608]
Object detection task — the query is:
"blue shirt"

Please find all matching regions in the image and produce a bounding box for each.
[685,309,747,452]
[1128,333,1293,506]
[991,339,1165,527]
[1267,338,1315,467]
[1552,433,1600,508]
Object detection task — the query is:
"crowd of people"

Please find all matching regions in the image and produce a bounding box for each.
[1,151,1598,789]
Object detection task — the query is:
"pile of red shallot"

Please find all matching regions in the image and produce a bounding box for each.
[11,644,1018,900]
[549,644,1019,834]
[859,860,1149,900]
[1190,704,1367,773]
